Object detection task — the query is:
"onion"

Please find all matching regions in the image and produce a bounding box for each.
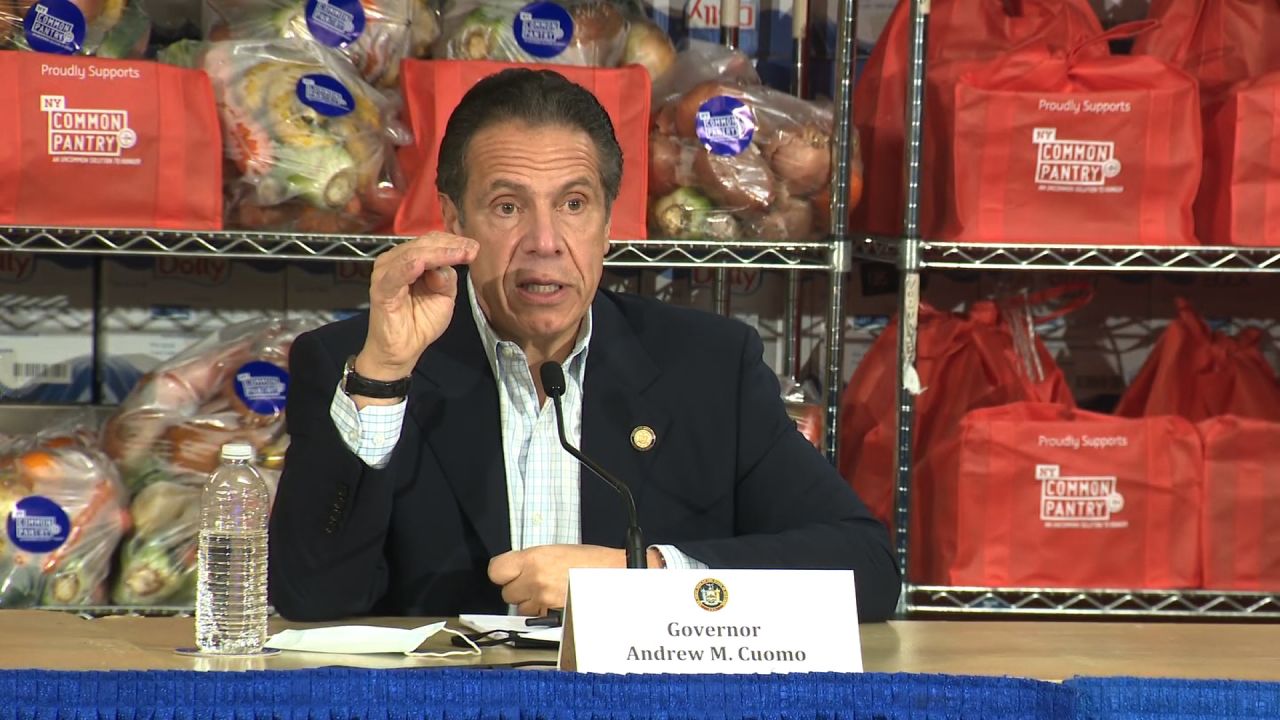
[649,134,697,197]
[809,173,865,236]
[674,81,745,141]
[653,102,677,136]
[622,19,676,83]
[747,196,814,241]
[692,145,775,212]
[763,123,832,196]
[568,1,626,66]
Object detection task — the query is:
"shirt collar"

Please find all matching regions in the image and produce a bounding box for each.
[466,274,592,382]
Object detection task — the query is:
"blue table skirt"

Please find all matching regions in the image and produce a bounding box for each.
[0,668,1276,720]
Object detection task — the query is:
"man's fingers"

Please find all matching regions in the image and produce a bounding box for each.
[488,551,523,586]
[372,240,477,300]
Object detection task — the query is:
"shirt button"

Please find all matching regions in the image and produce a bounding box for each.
[531,512,543,526]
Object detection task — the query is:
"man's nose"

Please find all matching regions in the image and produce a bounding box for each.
[524,205,562,255]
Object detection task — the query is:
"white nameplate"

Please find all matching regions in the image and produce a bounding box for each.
[558,568,862,674]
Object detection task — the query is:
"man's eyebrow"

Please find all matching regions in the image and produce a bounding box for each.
[557,177,597,194]
[485,179,528,195]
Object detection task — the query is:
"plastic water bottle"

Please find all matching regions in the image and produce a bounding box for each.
[196,442,270,654]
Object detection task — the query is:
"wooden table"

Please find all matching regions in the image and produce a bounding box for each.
[4,610,1278,681]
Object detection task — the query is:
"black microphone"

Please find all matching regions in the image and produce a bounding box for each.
[540,360,647,569]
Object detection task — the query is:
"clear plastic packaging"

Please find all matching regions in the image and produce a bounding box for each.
[436,0,628,67]
[0,0,151,58]
[647,40,863,242]
[102,317,312,495]
[203,0,418,88]
[190,39,409,232]
[0,421,129,608]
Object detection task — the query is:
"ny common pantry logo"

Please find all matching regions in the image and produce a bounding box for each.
[41,94,139,164]
[1032,125,1124,194]
[1035,462,1127,530]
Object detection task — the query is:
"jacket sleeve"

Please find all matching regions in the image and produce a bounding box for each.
[671,326,902,622]
[268,329,415,620]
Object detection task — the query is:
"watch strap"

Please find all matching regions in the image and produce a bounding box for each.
[342,356,411,399]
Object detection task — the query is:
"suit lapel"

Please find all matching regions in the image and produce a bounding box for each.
[408,289,511,559]
[579,294,670,548]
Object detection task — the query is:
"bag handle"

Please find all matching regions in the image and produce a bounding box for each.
[1067,19,1162,62]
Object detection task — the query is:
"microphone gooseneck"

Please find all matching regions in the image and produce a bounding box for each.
[540,361,647,569]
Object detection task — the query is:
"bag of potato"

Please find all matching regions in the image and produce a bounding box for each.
[647,40,861,242]
[102,316,314,496]
[0,421,128,608]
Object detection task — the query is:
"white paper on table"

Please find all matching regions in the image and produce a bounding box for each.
[458,614,563,643]
[265,621,448,654]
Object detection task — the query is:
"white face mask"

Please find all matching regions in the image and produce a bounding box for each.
[264,621,481,658]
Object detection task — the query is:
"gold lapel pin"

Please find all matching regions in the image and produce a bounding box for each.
[630,425,657,452]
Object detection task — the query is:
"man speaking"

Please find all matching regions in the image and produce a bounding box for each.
[269,68,900,622]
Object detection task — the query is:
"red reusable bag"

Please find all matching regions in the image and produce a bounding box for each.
[1115,298,1280,422]
[1198,416,1280,591]
[947,23,1202,245]
[1197,72,1280,246]
[0,52,222,230]
[395,59,649,239]
[916,402,1202,588]
[851,0,1103,238]
[838,286,1084,532]
[1132,0,1280,103]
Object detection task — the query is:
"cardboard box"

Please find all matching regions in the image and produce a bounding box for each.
[0,253,95,404]
[98,257,285,403]
[285,261,372,325]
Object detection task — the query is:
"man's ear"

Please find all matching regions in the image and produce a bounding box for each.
[439,193,464,235]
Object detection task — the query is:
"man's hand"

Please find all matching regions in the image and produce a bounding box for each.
[488,545,663,616]
[355,233,480,388]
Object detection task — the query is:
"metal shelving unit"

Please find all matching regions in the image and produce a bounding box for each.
[0,226,835,269]
[863,0,1280,619]
[856,236,1280,273]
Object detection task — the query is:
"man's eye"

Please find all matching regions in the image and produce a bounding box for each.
[497,203,517,216]
[565,199,584,212]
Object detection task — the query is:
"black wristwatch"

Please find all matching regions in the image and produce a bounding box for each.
[341,355,411,399]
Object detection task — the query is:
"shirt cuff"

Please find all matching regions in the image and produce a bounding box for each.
[651,545,709,570]
[329,381,407,469]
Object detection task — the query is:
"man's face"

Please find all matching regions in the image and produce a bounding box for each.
[442,121,611,355]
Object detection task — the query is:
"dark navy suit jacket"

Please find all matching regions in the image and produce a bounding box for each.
[269,281,900,621]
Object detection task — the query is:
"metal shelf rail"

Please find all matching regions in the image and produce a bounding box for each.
[0,226,836,270]
[873,0,1280,619]
[855,236,1280,273]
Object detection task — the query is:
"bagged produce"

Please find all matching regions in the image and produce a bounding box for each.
[0,51,223,229]
[0,422,128,608]
[1196,71,1280,247]
[193,40,409,232]
[102,317,299,606]
[838,286,1084,535]
[102,316,312,495]
[947,22,1202,244]
[1115,298,1280,422]
[395,58,650,238]
[1132,0,1280,104]
[0,0,151,57]
[915,402,1202,588]
[436,0,628,67]
[648,42,861,242]
[852,0,1103,238]
[203,0,435,88]
[1198,416,1280,591]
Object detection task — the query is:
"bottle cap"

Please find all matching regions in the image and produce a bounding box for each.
[220,442,254,461]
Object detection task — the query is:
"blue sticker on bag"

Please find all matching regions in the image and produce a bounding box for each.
[233,361,290,415]
[6,496,70,554]
[695,96,756,156]
[296,74,355,117]
[22,0,86,55]
[305,0,366,48]
[513,1,573,58]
